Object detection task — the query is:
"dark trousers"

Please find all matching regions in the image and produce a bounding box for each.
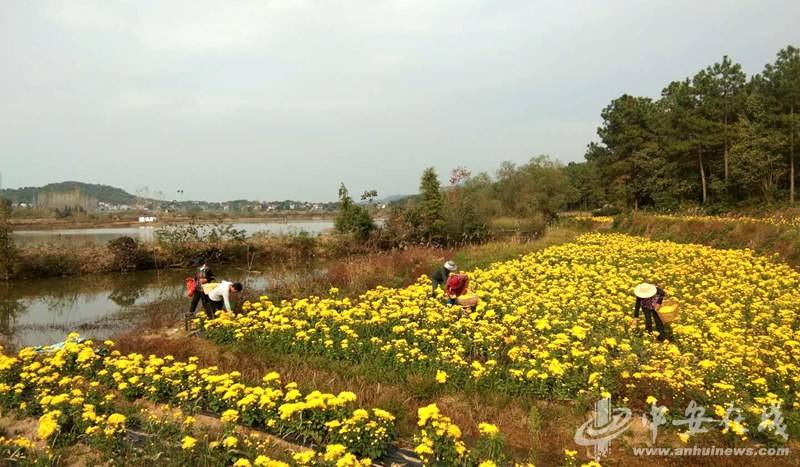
[188,292,211,316]
[185,292,211,330]
[643,308,667,341]
[209,299,225,313]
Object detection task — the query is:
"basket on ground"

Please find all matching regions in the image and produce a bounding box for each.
[456,294,478,308]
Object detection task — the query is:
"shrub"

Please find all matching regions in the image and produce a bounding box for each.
[0,199,16,280]
[334,184,375,241]
[591,204,621,216]
[488,216,546,240]
[107,236,145,272]
[16,246,82,278]
[284,231,318,258]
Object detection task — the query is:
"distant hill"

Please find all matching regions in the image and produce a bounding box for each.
[379,194,412,204]
[0,181,137,205]
[356,194,412,207]
[0,181,393,209]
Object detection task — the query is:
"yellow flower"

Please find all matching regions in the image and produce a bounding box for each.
[254,456,288,467]
[414,443,434,455]
[447,424,462,439]
[262,372,280,383]
[223,436,238,449]
[323,444,347,462]
[417,404,440,426]
[107,413,126,426]
[292,451,316,464]
[435,370,448,384]
[181,436,197,450]
[478,422,499,437]
[221,409,239,424]
[37,411,60,440]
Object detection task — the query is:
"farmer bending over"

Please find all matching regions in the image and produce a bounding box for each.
[633,282,666,341]
[208,281,244,313]
[188,262,215,316]
[431,260,458,294]
[445,273,478,312]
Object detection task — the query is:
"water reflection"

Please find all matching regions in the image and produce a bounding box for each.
[0,263,316,349]
[108,281,145,307]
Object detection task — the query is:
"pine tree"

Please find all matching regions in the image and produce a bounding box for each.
[693,56,747,185]
[595,94,662,209]
[418,168,445,244]
[760,46,800,203]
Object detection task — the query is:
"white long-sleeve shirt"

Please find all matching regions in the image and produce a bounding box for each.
[208,281,233,312]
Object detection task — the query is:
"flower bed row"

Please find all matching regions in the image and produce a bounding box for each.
[201,233,800,442]
[0,335,521,466]
[0,334,390,462]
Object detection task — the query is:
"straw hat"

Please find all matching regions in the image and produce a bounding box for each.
[444,261,458,271]
[634,282,657,299]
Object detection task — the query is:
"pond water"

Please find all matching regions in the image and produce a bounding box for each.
[0,263,318,349]
[11,220,335,245]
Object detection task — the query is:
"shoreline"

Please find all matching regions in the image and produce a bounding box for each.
[8,214,341,231]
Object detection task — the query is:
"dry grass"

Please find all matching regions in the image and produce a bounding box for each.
[617,214,800,269]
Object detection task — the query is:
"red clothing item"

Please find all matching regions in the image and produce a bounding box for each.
[185,277,197,297]
[446,274,469,297]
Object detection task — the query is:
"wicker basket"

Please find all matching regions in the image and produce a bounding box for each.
[456,294,478,308]
[657,299,680,324]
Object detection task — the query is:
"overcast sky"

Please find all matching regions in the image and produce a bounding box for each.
[1,1,798,201]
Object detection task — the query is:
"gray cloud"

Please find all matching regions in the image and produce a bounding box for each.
[1,0,798,201]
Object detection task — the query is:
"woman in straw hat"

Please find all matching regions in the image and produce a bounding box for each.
[633,282,667,341]
[430,260,458,295]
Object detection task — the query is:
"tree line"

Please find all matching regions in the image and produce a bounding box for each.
[568,45,800,212]
[338,46,800,245]
[335,155,574,246]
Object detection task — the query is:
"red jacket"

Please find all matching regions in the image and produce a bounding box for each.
[446,274,469,297]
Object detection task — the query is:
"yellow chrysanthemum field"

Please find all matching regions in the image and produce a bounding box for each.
[203,233,800,441]
[2,232,798,465]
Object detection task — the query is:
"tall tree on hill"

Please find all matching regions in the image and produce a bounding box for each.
[442,169,490,243]
[582,143,613,207]
[760,46,800,204]
[494,156,575,220]
[729,92,788,202]
[693,56,748,185]
[661,78,716,204]
[595,94,662,209]
[418,168,445,244]
[563,160,607,210]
